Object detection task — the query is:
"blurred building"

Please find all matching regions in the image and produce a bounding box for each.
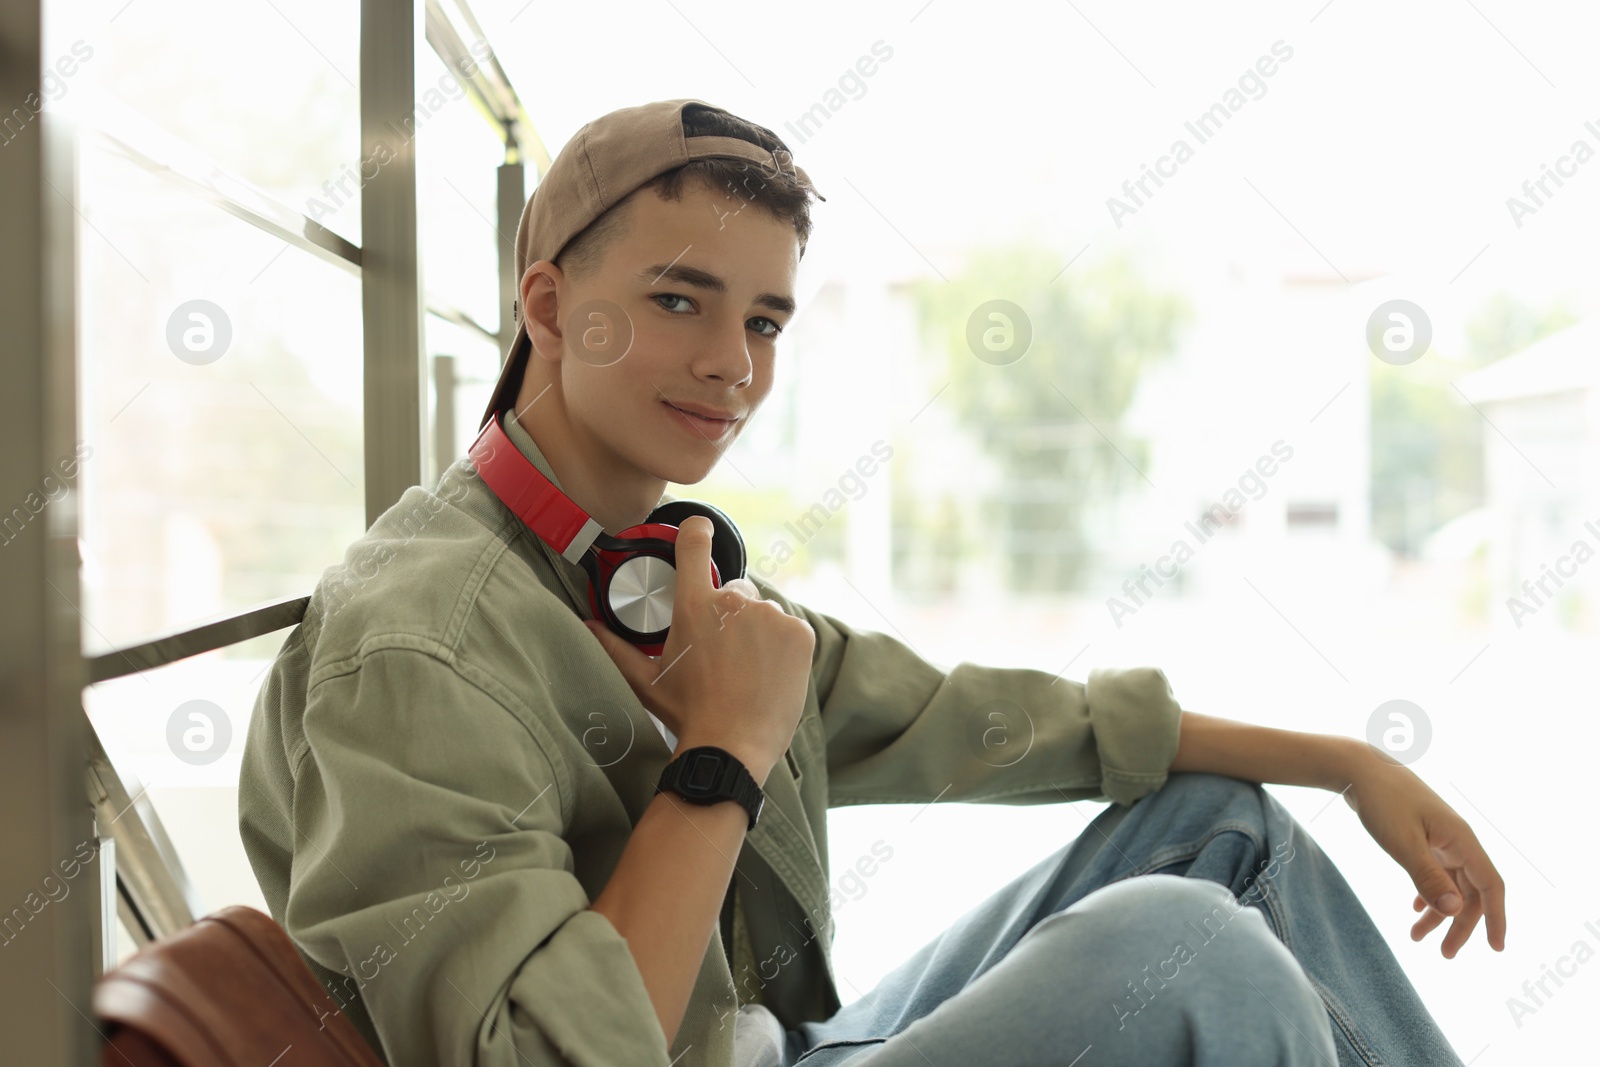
[1101,240,1389,616]
[1454,316,1600,635]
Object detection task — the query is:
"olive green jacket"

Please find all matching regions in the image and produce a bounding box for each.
[237,413,1184,1067]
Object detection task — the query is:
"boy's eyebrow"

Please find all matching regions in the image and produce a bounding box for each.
[637,263,795,316]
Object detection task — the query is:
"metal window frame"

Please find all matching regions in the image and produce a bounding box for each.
[7,0,549,1019]
[361,0,429,524]
[86,95,502,348]
[1,3,100,1060]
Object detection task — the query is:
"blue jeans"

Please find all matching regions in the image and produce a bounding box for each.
[783,772,1462,1067]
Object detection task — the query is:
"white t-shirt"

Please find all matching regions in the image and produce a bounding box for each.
[645,712,789,1067]
[731,1002,788,1067]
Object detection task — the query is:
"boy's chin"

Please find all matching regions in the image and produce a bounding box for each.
[624,443,716,489]
[652,455,717,487]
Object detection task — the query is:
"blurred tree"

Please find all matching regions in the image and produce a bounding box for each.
[1463,291,1583,363]
[1370,292,1580,557]
[906,246,1188,593]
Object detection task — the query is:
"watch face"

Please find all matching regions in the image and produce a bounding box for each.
[658,746,761,830]
[685,751,723,793]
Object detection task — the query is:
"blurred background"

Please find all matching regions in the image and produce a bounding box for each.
[47,0,1598,1061]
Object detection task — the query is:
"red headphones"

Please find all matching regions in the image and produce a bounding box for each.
[468,413,747,656]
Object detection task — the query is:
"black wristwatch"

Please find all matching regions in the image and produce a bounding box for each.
[656,746,765,831]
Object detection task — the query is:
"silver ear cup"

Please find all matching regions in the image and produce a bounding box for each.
[606,553,677,637]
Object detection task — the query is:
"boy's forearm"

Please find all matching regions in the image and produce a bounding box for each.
[1168,709,1366,793]
[589,788,749,1048]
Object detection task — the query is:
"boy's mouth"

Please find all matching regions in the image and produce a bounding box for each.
[662,400,737,437]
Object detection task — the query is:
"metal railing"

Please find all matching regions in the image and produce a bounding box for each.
[61,0,546,971]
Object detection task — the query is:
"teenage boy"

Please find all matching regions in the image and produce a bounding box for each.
[240,99,1505,1067]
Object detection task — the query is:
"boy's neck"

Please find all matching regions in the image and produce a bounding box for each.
[510,403,665,536]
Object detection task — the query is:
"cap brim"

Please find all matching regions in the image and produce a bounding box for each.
[480,321,532,432]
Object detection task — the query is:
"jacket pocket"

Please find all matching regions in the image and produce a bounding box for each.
[784,745,804,786]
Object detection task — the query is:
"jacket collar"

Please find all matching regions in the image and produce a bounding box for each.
[499,408,569,494]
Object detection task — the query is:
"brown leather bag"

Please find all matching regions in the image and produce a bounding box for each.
[94,905,386,1067]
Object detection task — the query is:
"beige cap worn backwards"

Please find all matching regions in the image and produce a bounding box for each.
[478,98,825,431]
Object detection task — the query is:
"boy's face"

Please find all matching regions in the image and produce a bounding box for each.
[521,175,801,488]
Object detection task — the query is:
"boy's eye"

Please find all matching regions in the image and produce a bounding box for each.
[652,293,785,338]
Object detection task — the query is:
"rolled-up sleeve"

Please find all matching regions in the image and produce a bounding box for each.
[285,646,670,1067]
[749,576,1183,808]
[1084,666,1185,805]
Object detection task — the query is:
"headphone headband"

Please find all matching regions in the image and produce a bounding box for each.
[469,414,604,565]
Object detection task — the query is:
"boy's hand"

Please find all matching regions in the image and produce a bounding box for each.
[1342,747,1507,958]
[581,514,813,785]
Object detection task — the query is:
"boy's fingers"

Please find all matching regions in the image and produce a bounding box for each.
[1462,847,1508,951]
[1441,898,1485,958]
[1406,847,1463,918]
[1411,910,1446,939]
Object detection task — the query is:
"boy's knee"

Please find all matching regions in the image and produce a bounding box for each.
[1099,878,1331,1058]
[1079,874,1289,972]
[1010,876,1334,1062]
[1191,929,1333,1061]
[1149,770,1264,810]
[1059,872,1237,932]
[1020,874,1241,979]
[1037,875,1310,1002]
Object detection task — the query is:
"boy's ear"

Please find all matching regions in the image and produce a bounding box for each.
[523,260,566,364]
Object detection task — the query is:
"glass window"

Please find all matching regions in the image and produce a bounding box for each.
[75,133,366,654]
[425,314,503,488]
[416,38,513,482]
[57,0,363,246]
[417,44,505,333]
[85,631,293,933]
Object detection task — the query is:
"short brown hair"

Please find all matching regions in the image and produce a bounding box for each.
[554,103,818,279]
